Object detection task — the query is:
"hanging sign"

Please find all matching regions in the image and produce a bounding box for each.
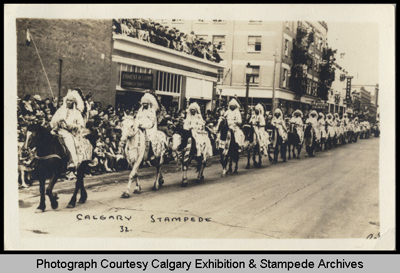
[121,72,153,89]
[346,76,353,102]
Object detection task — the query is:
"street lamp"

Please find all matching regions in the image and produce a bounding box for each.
[245,62,252,121]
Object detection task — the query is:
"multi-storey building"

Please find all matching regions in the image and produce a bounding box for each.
[162,19,333,115]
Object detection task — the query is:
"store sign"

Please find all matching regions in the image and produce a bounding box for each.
[121,72,153,89]
[312,102,328,110]
[346,77,352,102]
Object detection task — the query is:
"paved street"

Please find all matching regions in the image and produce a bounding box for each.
[19,137,379,239]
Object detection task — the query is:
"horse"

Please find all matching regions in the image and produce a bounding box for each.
[119,115,168,198]
[216,116,240,177]
[267,125,287,164]
[287,122,303,160]
[25,122,96,212]
[171,122,211,186]
[242,124,262,169]
[304,123,318,157]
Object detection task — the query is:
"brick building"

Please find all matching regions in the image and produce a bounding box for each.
[16,19,114,106]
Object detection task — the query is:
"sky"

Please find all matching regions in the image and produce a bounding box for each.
[327,22,379,86]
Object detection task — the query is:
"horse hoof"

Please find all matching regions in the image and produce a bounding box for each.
[133,189,141,194]
[121,192,130,198]
[159,178,164,186]
[152,185,159,191]
[66,203,75,209]
[221,173,227,178]
[51,201,58,210]
[35,209,45,213]
[233,170,238,174]
[283,159,287,162]
[245,165,250,169]
[181,182,188,187]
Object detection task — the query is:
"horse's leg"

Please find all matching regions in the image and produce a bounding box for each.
[246,149,251,169]
[288,143,292,160]
[281,141,287,162]
[67,176,81,209]
[121,164,134,198]
[181,164,188,186]
[233,146,239,174]
[46,170,60,210]
[196,158,205,183]
[253,145,257,167]
[153,159,162,191]
[36,175,46,213]
[78,163,88,204]
[228,156,233,173]
[132,160,142,194]
[257,146,262,168]
[221,154,228,177]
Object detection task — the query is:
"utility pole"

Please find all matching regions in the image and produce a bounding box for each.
[58,59,63,107]
[272,49,277,113]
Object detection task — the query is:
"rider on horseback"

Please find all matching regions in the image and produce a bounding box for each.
[289,109,304,145]
[271,108,288,143]
[50,89,87,172]
[305,110,321,142]
[136,92,158,161]
[250,103,270,156]
[181,102,213,160]
[223,98,245,152]
[318,112,327,144]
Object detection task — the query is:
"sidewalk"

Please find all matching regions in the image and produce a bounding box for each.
[19,153,230,197]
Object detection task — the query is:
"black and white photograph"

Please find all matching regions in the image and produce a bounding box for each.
[4,4,395,250]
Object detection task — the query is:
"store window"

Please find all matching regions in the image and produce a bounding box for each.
[248,36,262,52]
[212,35,226,51]
[217,70,224,83]
[196,34,208,43]
[307,79,312,95]
[213,19,226,24]
[117,63,151,87]
[246,65,260,84]
[157,71,182,94]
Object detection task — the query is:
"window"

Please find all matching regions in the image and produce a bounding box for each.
[307,79,312,95]
[285,21,290,29]
[312,81,317,96]
[196,34,208,43]
[117,63,151,87]
[282,68,289,88]
[171,19,184,23]
[157,71,182,94]
[217,70,224,83]
[213,19,226,24]
[248,36,261,52]
[246,65,260,84]
[284,39,290,56]
[196,19,207,23]
[249,20,262,24]
[212,35,225,51]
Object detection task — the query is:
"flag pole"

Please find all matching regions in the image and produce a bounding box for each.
[27,29,55,101]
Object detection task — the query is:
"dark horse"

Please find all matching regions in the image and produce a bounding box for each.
[304,123,317,157]
[25,122,96,212]
[217,117,240,177]
[267,127,287,164]
[242,124,262,169]
[287,122,303,160]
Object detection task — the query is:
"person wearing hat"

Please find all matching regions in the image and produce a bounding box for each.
[289,109,304,145]
[271,108,288,143]
[305,110,321,143]
[22,94,35,116]
[134,92,159,160]
[180,102,213,159]
[223,98,245,151]
[250,103,270,156]
[325,113,336,148]
[50,89,87,172]
[317,112,327,149]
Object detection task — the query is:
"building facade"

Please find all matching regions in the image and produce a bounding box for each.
[16,19,114,105]
[111,33,223,112]
[161,19,334,116]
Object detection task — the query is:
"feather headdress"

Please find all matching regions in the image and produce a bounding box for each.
[140,92,159,111]
[293,109,303,118]
[188,102,201,114]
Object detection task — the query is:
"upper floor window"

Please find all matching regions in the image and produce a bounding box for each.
[248,36,262,52]
[282,68,289,88]
[284,39,290,56]
[196,19,207,24]
[249,20,262,24]
[217,70,224,83]
[171,19,184,23]
[285,21,290,29]
[212,35,226,51]
[246,65,260,84]
[213,19,226,24]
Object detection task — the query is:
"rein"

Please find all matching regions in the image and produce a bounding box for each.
[35,154,62,160]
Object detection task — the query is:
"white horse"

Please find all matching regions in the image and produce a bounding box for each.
[119,114,168,197]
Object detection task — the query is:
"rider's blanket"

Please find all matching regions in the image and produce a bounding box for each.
[74,134,93,164]
[192,130,213,160]
[145,130,167,161]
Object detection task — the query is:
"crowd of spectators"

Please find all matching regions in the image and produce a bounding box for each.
[112,18,223,63]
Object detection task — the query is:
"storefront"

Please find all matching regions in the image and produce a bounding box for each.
[111,34,224,111]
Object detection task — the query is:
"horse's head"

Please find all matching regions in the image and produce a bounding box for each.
[120,114,136,145]
[25,122,43,150]
[216,116,228,133]
[242,124,253,141]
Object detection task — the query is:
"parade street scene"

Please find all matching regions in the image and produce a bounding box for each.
[14,15,381,240]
